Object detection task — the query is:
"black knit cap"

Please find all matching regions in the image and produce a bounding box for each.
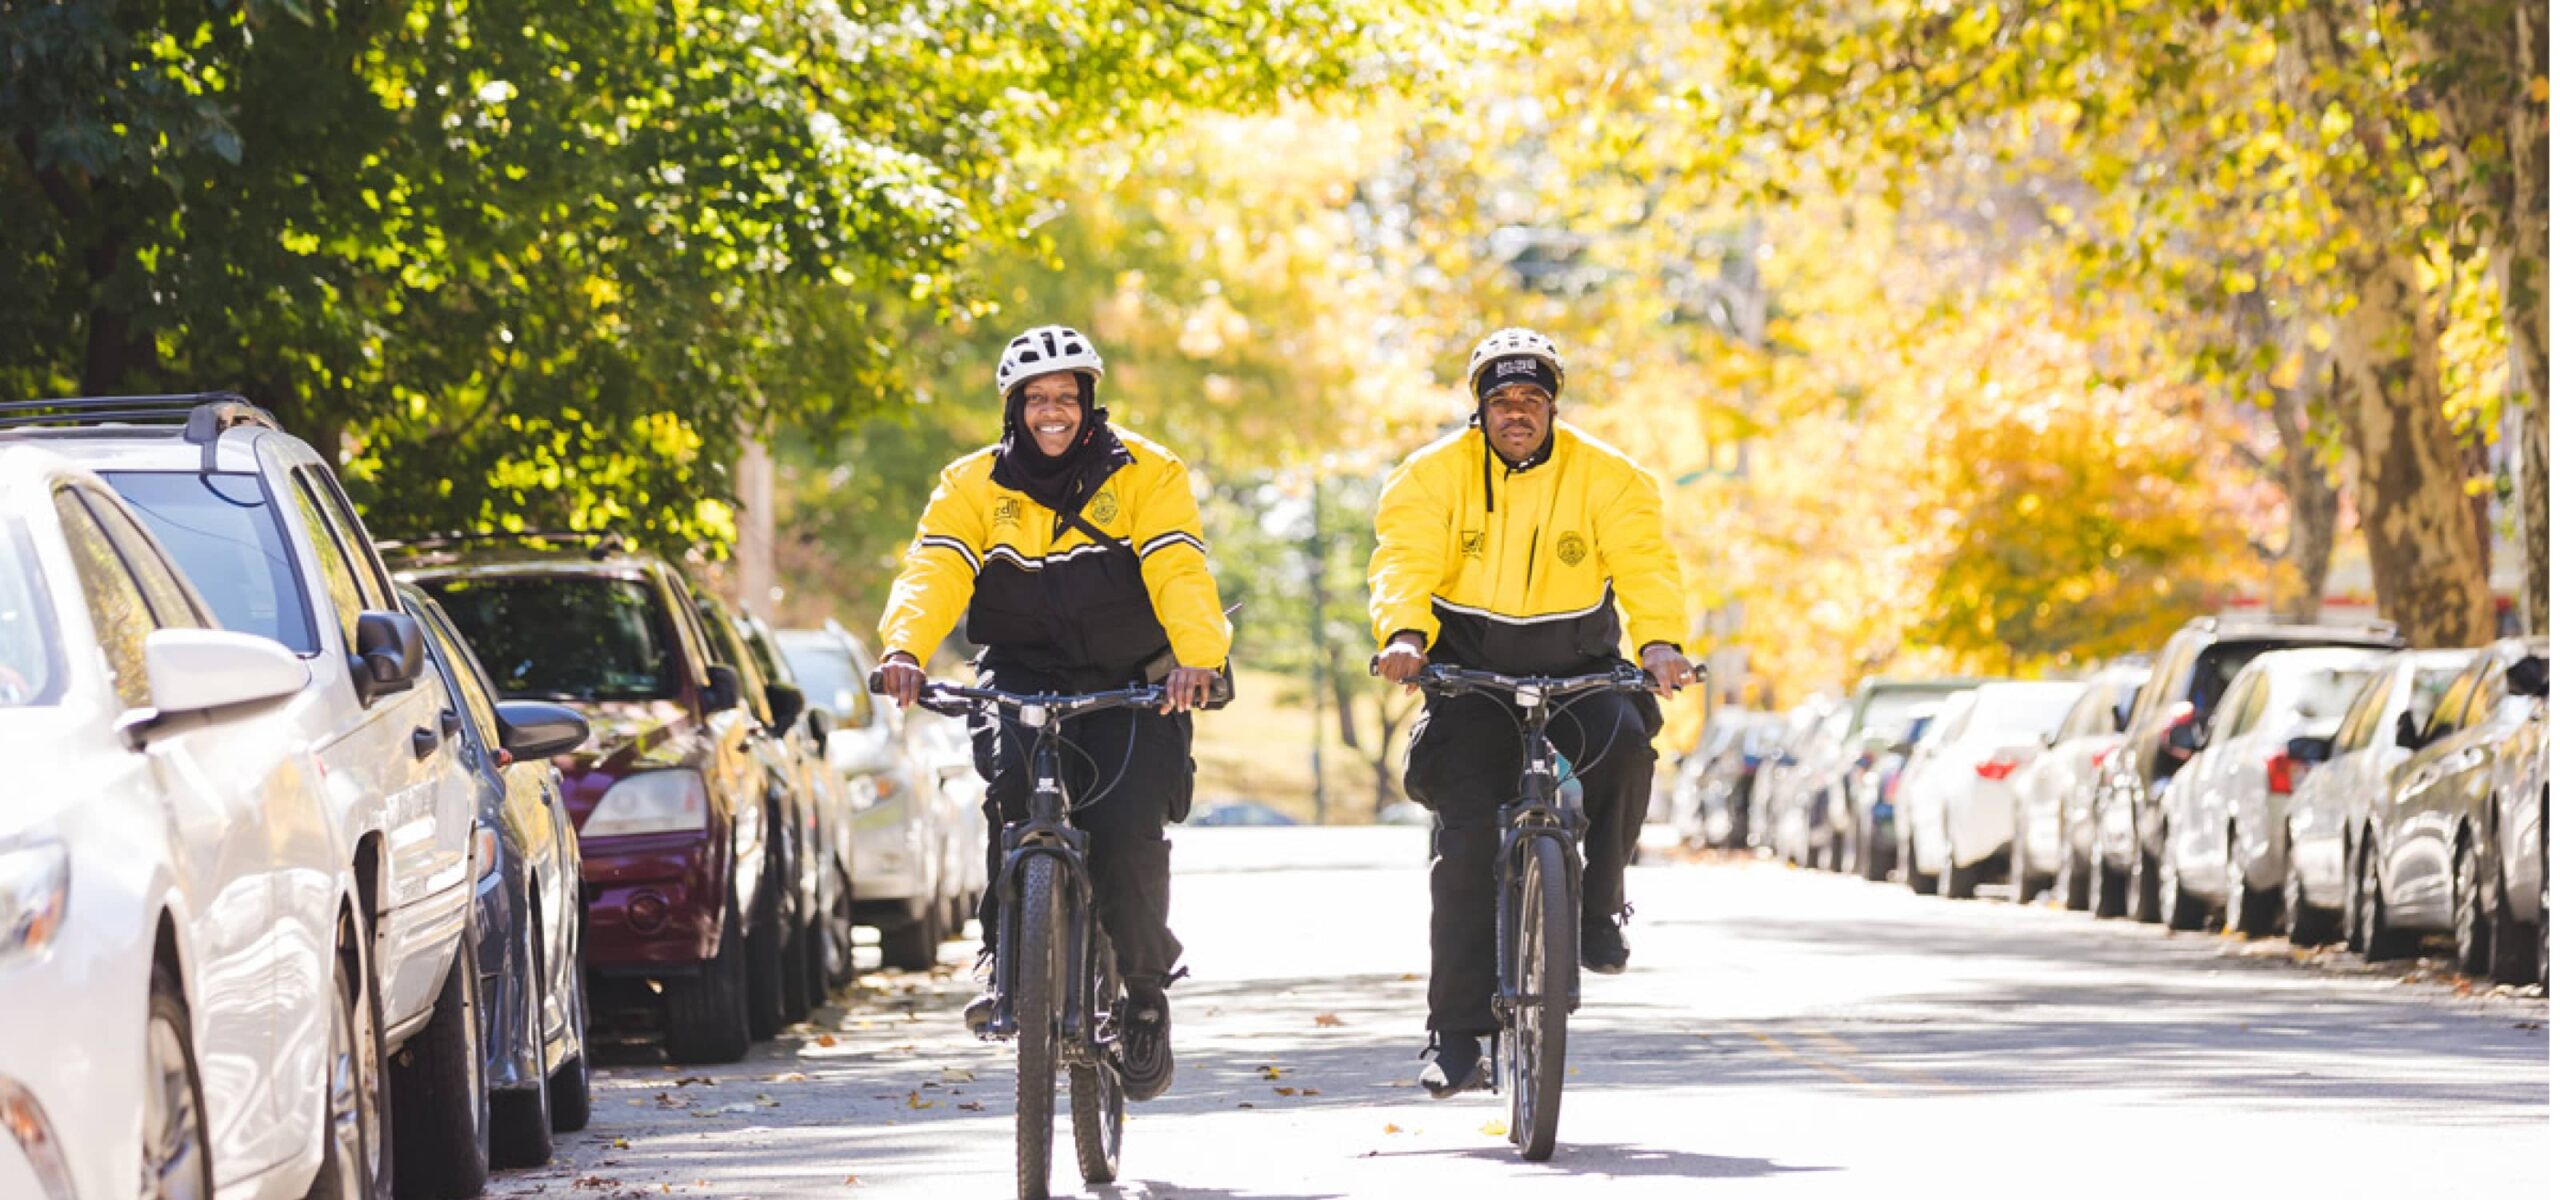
[1474,354,1560,402]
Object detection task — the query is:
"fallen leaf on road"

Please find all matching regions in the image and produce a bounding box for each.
[817,1033,840,1047]
[1275,1087,1298,1096]
[1237,1102,1255,1109]
[844,1176,861,1186]
[769,1072,810,1083]
[756,1094,782,1108]
[1480,1120,1509,1137]
[1384,1123,1403,1134]
[1258,1065,1288,1080]
[675,1076,717,1087]
[1314,1013,1345,1028]
[1399,973,1419,982]
[1301,1088,1322,1096]
[959,1101,986,1112]
[941,1068,976,1084]
[611,1137,631,1149]
[905,1091,936,1110]
[626,1099,647,1107]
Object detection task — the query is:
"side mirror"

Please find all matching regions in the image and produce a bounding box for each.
[350,610,426,704]
[763,681,806,735]
[702,664,742,714]
[2395,710,2424,751]
[494,700,589,761]
[143,628,309,717]
[805,707,835,742]
[2286,735,2333,766]
[2506,655,2549,700]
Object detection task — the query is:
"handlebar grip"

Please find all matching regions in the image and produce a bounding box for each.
[866,668,887,695]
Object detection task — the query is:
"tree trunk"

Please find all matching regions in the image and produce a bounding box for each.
[2325,245,2495,646]
[2269,374,2339,624]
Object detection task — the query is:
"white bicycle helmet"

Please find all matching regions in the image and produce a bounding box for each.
[1465,327,1565,395]
[995,324,1106,398]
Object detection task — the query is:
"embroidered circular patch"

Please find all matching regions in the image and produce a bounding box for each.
[1556,531,1588,566]
[1091,490,1119,523]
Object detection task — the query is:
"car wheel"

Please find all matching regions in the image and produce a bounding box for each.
[746,878,790,1041]
[2133,842,2165,925]
[389,938,490,1199]
[2344,832,2371,952]
[2283,862,2334,947]
[1944,828,1981,900]
[2483,847,2538,986]
[1904,825,1939,895]
[2062,845,2094,912]
[2160,825,2206,932]
[548,934,593,1134]
[2362,841,2417,962]
[144,961,213,1200]
[308,909,389,1200]
[666,899,754,1064]
[880,901,946,972]
[2010,815,2037,905]
[2227,832,2278,938]
[491,912,555,1170]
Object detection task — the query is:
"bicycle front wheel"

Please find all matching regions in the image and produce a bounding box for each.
[1013,856,1063,1200]
[1508,835,1574,1162]
[1070,914,1124,1184]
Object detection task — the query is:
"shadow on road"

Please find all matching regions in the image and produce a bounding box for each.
[1362,1142,1834,1181]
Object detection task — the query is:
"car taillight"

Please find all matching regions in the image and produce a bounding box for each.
[2266,752,2297,796]
[1976,758,2019,781]
[2090,749,2111,768]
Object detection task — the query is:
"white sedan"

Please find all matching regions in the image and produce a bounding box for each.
[0,446,330,1200]
[1899,681,2088,898]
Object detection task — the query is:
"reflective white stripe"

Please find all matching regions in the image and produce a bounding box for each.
[1140,531,1205,559]
[1430,590,1613,626]
[919,535,980,573]
[983,541,1121,572]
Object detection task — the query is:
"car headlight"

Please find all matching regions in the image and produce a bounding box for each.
[472,824,502,884]
[851,772,899,812]
[583,770,711,839]
[0,839,70,963]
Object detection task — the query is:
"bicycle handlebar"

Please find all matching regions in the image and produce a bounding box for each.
[867,670,1177,721]
[1408,662,1657,700]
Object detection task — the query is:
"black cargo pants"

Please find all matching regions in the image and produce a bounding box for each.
[969,661,1190,990]
[1403,680,1659,1034]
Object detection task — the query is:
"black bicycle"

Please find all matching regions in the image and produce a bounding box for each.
[877,677,1168,1200]
[1405,661,1661,1162]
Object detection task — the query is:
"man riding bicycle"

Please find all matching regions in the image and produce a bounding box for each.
[1369,327,1692,1098]
[876,324,1230,1102]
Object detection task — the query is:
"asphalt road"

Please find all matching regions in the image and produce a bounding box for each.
[491,827,2551,1198]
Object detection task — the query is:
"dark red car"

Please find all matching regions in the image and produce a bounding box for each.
[396,539,798,1063]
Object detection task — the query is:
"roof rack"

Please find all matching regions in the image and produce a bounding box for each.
[377,529,633,562]
[0,393,282,472]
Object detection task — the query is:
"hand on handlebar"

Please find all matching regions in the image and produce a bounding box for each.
[1160,666,1221,714]
[1370,634,1429,686]
[873,652,927,709]
[1639,643,1695,697]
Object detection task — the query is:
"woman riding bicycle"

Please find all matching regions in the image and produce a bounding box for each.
[1369,327,1693,1097]
[876,324,1230,1102]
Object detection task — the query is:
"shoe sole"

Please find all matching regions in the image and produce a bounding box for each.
[1421,1059,1489,1100]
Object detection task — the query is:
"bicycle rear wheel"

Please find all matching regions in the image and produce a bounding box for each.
[1070,915,1124,1184]
[1013,857,1063,1200]
[1508,836,1574,1161]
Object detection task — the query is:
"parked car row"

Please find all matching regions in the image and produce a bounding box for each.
[1682,615,2549,990]
[0,394,987,1199]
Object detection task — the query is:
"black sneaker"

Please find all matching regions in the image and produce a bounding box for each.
[1117,989,1174,1102]
[1582,920,1630,975]
[1417,1034,1486,1099]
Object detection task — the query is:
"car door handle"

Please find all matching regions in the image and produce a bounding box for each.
[439,708,462,740]
[412,726,439,760]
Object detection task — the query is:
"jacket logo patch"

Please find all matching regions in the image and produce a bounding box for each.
[1460,531,1485,559]
[993,498,1021,527]
[1556,532,1587,566]
[1091,490,1119,523]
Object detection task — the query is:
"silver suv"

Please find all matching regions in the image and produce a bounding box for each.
[0,394,491,1195]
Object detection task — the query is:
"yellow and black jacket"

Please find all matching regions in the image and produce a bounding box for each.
[1368,421,1686,675]
[879,428,1230,682]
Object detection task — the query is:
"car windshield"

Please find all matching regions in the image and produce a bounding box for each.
[0,521,64,706]
[100,471,314,653]
[1860,688,1957,738]
[1967,685,2084,741]
[778,631,872,727]
[425,575,680,702]
[2264,665,2378,736]
[2408,666,2465,722]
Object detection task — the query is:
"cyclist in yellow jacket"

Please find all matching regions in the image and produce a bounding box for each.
[876,323,1230,1102]
[1370,327,1692,1097]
